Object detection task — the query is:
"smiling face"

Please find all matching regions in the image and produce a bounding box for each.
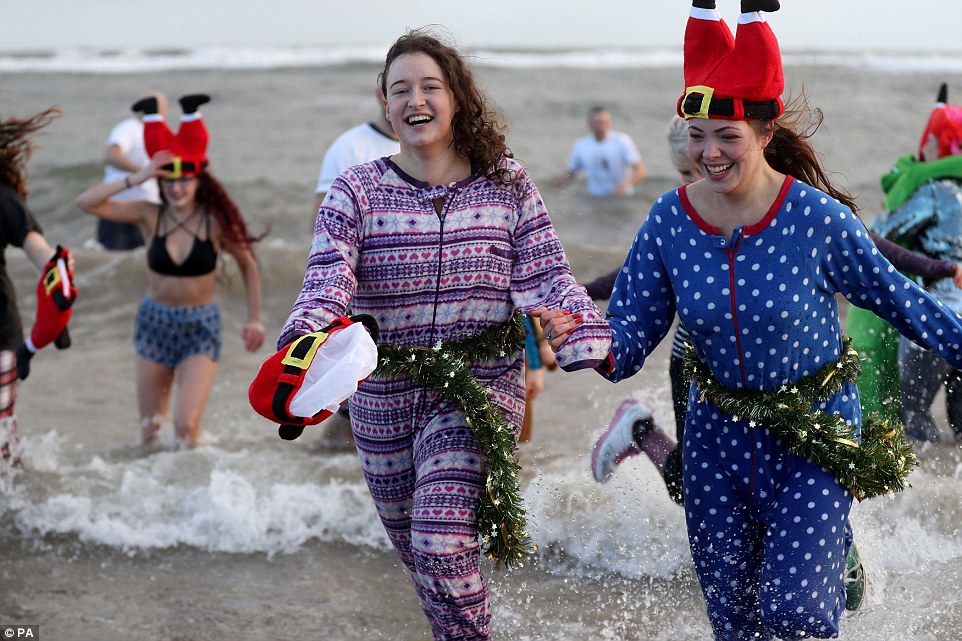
[687,119,772,194]
[160,175,199,211]
[383,52,457,157]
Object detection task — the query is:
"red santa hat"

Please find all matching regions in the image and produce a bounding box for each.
[917,84,962,160]
[143,113,209,178]
[15,245,77,381]
[677,9,784,121]
[249,315,379,440]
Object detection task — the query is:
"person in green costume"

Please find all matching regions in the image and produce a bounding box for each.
[846,83,962,426]
[871,84,962,441]
[845,311,901,422]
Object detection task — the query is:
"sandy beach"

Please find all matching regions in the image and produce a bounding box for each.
[1,55,962,640]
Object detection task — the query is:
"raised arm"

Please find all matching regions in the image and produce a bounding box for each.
[76,150,174,222]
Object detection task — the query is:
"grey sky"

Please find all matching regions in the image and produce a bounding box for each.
[6,1,961,53]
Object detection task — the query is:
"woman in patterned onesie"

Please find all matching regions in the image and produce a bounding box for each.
[278,30,610,641]
[539,3,962,639]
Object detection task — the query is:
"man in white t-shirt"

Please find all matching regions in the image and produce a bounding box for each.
[98,91,168,249]
[311,88,400,216]
[552,106,647,196]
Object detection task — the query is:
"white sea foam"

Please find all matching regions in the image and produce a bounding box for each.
[2,432,391,556]
[524,461,690,579]
[4,426,962,596]
[2,46,962,74]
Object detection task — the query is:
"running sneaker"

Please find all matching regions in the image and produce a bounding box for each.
[591,399,652,483]
[844,540,867,612]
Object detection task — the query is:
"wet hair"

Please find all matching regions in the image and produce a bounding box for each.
[751,97,858,214]
[379,28,515,185]
[161,171,266,247]
[0,106,61,199]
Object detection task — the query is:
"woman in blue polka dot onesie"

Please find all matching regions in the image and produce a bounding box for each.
[538,2,962,639]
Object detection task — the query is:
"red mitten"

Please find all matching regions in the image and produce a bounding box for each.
[249,315,379,440]
[16,246,78,380]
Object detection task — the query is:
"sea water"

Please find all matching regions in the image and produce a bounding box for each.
[1,47,961,640]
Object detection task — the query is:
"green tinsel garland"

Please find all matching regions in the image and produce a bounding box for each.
[372,313,532,568]
[684,338,917,501]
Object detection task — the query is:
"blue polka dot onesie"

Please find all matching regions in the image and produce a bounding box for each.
[599,177,962,640]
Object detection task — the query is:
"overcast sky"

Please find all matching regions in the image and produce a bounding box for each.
[5,1,961,53]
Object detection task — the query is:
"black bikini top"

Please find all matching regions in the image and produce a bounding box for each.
[147,208,218,277]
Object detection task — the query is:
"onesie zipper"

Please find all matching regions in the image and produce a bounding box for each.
[725,233,755,494]
[679,180,793,500]
[726,235,748,388]
[429,188,456,342]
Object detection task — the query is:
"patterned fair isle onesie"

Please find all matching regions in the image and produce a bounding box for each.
[599,176,962,640]
[280,156,610,641]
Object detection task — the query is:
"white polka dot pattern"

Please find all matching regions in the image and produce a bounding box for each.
[601,177,962,639]
[604,178,962,395]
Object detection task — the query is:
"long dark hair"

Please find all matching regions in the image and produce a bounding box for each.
[752,97,858,214]
[378,28,515,185]
[161,171,265,247]
[0,107,62,199]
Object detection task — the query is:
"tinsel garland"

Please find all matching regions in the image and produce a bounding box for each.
[684,339,917,501]
[373,313,532,568]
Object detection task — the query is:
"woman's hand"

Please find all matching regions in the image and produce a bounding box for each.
[132,150,176,184]
[530,315,557,370]
[528,308,583,352]
[953,263,962,289]
[241,321,266,352]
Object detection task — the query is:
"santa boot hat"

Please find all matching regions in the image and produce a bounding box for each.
[677,7,784,121]
[15,245,77,380]
[143,94,211,178]
[917,84,962,160]
[249,315,379,441]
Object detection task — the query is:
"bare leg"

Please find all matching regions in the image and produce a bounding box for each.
[170,354,218,448]
[594,400,676,479]
[136,357,174,445]
[638,428,675,475]
[593,399,686,505]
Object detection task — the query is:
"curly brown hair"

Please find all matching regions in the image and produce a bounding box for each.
[378,28,516,185]
[751,96,858,214]
[0,106,62,199]
[160,171,266,247]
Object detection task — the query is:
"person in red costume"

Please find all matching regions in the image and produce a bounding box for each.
[1,104,75,464]
[77,94,266,449]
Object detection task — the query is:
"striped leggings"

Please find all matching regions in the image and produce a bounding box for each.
[349,373,524,641]
[1,349,20,461]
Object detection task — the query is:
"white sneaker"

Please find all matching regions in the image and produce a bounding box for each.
[591,399,652,483]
